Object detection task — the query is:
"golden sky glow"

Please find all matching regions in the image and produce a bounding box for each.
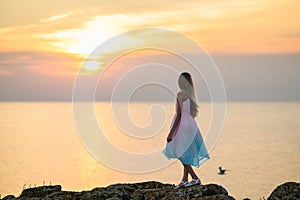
[0,0,300,78]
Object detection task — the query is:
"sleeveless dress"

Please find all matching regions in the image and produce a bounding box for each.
[162,98,210,167]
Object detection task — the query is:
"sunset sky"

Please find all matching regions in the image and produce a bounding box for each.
[0,0,299,101]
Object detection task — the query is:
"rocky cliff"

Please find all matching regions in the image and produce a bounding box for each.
[1,181,299,200]
[2,181,234,200]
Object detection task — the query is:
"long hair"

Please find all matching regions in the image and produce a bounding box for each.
[178,72,199,118]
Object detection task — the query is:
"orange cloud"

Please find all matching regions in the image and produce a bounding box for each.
[0,69,13,76]
[0,51,82,77]
[1,1,299,55]
[0,0,299,79]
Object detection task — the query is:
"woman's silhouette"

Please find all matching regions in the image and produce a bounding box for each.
[162,72,210,189]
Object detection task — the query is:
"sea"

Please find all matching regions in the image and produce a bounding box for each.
[0,102,299,199]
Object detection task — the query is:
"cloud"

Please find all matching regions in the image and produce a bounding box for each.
[40,12,75,23]
[0,69,13,76]
[0,51,81,77]
[0,0,196,27]
[1,0,300,55]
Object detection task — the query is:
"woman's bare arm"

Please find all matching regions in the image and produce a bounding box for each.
[167,96,182,142]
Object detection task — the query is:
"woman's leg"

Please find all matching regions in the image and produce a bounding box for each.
[182,164,189,182]
[183,164,199,180]
[175,164,189,188]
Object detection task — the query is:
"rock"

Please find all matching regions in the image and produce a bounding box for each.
[267,182,300,200]
[4,181,299,199]
[132,183,235,200]
[44,191,79,200]
[1,195,15,200]
[1,181,234,200]
[19,185,62,199]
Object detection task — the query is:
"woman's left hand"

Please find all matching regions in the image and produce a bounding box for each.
[167,135,172,142]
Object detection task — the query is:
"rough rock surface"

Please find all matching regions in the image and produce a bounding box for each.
[267,182,300,200]
[2,181,299,200]
[1,181,235,200]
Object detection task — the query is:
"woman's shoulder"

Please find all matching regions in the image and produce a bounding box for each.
[177,91,189,102]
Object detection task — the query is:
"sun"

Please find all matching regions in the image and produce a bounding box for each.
[40,15,127,57]
[83,60,101,71]
[42,30,113,56]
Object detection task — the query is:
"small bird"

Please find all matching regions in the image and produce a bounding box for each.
[218,166,226,175]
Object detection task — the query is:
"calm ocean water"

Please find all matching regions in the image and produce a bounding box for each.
[0,102,299,199]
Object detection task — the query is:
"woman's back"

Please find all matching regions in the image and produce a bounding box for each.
[181,98,191,115]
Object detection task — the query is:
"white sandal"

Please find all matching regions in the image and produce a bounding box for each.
[191,178,201,185]
[184,181,193,187]
[184,179,201,187]
[174,181,190,189]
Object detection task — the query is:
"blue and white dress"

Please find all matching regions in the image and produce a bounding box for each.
[162,98,210,167]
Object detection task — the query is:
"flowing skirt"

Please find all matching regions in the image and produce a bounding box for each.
[162,113,210,167]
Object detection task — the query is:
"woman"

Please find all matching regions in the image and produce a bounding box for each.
[162,72,210,189]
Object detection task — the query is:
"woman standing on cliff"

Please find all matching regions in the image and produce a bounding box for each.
[162,72,210,189]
